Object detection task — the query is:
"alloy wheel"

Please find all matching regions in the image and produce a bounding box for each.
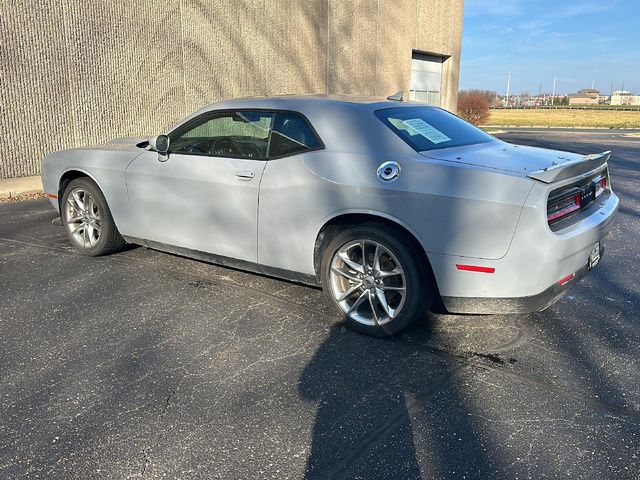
[329,240,407,326]
[64,187,102,248]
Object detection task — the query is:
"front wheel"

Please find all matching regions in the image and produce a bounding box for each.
[320,225,431,337]
[60,178,125,256]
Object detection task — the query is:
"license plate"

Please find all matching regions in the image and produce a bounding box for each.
[588,242,600,270]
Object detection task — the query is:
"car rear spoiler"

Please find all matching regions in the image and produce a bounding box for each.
[527,151,611,183]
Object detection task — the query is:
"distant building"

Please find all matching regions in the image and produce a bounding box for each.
[611,90,640,106]
[568,88,600,105]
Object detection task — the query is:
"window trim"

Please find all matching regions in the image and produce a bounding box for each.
[167,108,325,161]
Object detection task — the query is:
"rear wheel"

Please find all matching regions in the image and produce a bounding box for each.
[320,224,430,337]
[60,178,125,256]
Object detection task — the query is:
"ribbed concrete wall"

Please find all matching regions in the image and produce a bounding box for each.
[0,0,463,179]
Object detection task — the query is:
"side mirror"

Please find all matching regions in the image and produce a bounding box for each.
[149,135,170,154]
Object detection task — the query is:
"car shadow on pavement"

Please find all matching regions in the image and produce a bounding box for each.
[298,317,500,479]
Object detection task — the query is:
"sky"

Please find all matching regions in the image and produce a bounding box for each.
[460,0,640,96]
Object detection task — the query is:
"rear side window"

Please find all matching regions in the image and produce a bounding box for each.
[374,107,495,152]
[269,112,321,158]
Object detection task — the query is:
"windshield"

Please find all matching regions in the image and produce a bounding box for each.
[374,107,496,152]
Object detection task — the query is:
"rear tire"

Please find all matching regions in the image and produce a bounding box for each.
[60,178,125,256]
[320,224,431,337]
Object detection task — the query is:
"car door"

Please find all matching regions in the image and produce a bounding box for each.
[124,110,273,263]
[257,111,326,274]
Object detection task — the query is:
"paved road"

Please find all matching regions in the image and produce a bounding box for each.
[1,133,639,479]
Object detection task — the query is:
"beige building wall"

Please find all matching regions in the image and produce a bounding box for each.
[568,97,599,105]
[0,0,463,179]
[611,94,640,106]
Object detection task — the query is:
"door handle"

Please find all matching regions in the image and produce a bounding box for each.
[235,170,255,180]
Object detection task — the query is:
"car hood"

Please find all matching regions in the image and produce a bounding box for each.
[99,137,149,151]
[72,136,149,153]
[419,140,584,176]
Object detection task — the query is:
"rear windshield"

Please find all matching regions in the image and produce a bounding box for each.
[374,107,495,152]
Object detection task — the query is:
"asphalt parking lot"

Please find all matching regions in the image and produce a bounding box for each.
[1,131,639,479]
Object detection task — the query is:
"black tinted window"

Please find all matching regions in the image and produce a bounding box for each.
[269,112,321,157]
[374,107,495,151]
[170,111,273,159]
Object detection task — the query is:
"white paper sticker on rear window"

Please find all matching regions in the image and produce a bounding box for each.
[401,118,452,144]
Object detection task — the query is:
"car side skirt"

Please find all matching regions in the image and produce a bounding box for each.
[123,237,320,287]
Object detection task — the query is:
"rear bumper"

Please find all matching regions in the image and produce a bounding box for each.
[430,188,618,314]
[441,252,596,314]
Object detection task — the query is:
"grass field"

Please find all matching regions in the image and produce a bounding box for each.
[485,109,640,128]
[555,104,640,109]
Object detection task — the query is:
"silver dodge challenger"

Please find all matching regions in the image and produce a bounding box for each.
[42,94,619,336]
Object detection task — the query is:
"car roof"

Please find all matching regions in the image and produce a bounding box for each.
[197,94,431,112]
[168,94,435,156]
[170,94,432,133]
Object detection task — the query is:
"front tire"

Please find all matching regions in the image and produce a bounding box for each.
[60,178,125,256]
[320,224,430,337]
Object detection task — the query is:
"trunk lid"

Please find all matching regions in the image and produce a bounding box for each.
[419,140,588,178]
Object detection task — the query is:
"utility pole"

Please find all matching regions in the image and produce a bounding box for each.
[609,82,614,106]
[505,70,511,107]
[551,76,557,106]
[538,83,542,107]
[591,79,595,89]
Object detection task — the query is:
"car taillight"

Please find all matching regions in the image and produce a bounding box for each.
[547,170,608,227]
[547,192,581,223]
[595,177,606,198]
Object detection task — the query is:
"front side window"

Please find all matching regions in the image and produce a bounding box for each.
[269,112,322,158]
[170,111,273,160]
[374,107,495,152]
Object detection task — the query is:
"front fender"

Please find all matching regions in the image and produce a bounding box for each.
[41,148,141,230]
